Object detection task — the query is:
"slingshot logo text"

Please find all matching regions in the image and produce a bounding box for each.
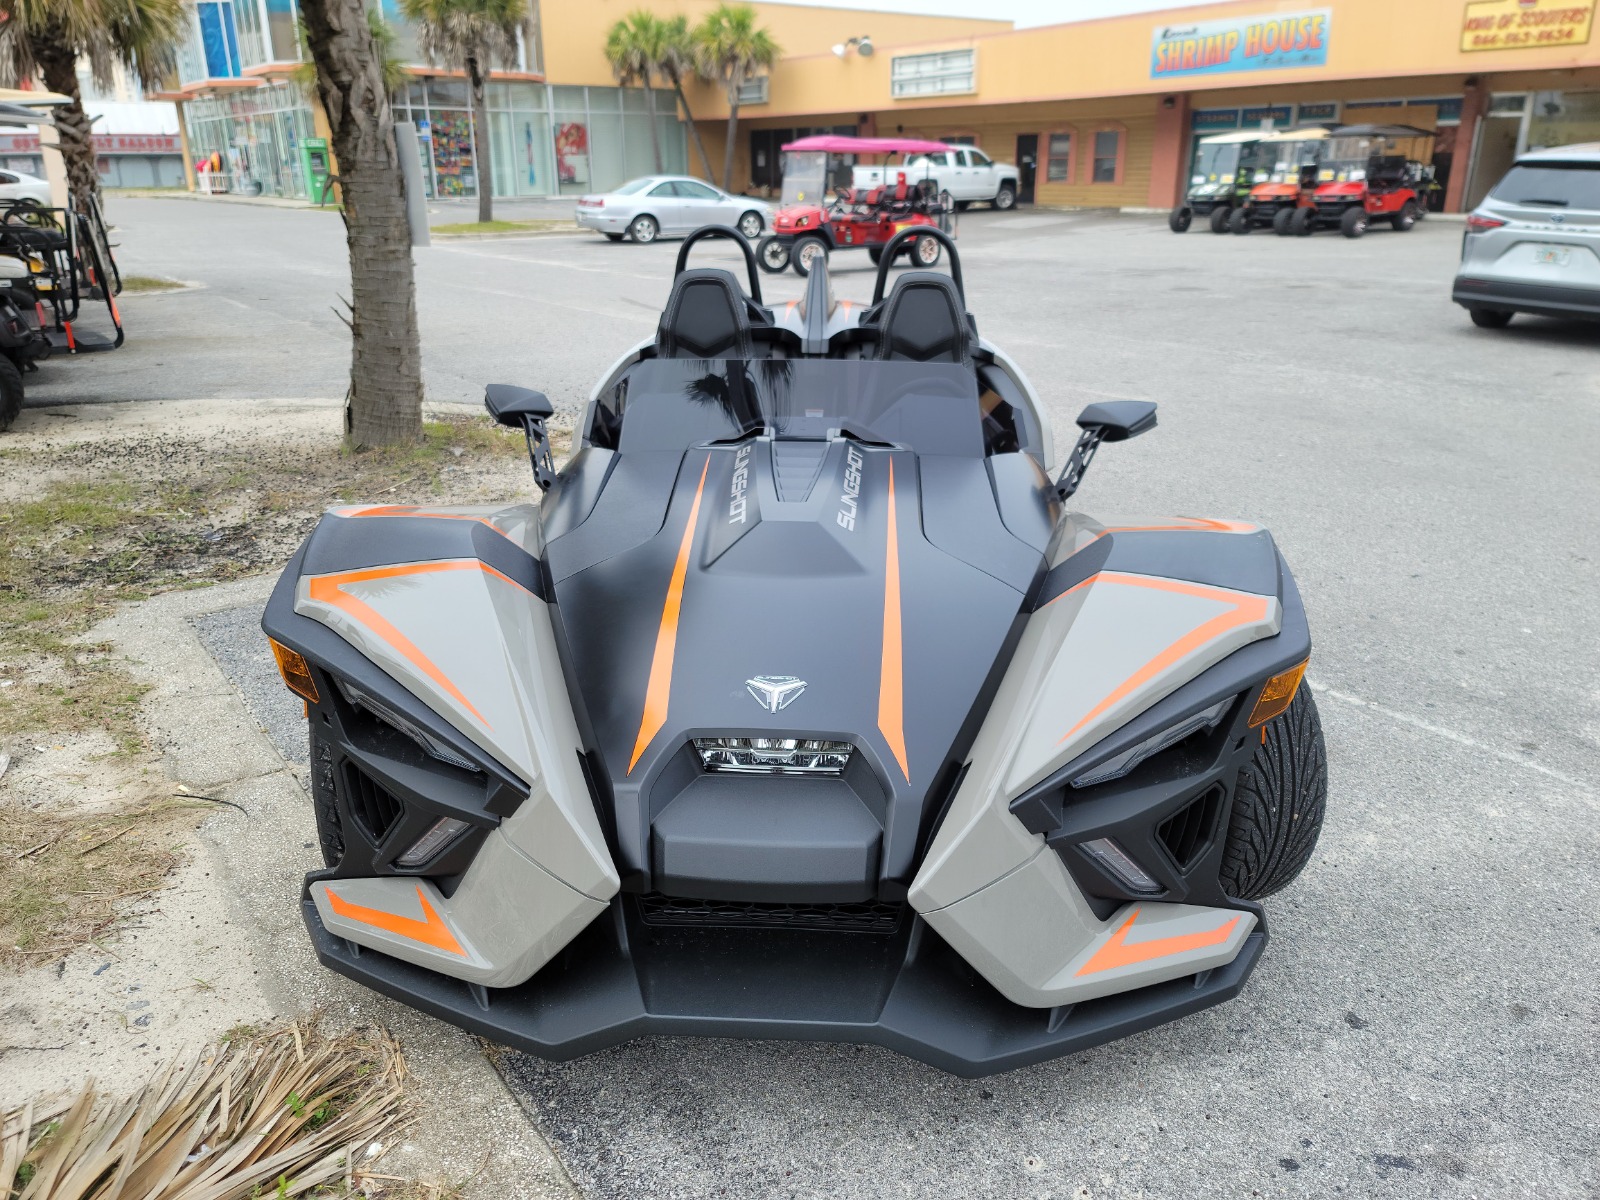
[837,445,864,531]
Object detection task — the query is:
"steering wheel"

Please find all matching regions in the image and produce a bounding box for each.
[674,224,763,305]
[871,226,963,306]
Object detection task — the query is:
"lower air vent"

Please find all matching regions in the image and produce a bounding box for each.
[638,893,905,934]
[343,763,403,845]
[1157,785,1224,871]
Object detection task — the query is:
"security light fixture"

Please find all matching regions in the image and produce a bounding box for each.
[833,36,873,58]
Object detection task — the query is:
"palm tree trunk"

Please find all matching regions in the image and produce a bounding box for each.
[32,26,101,212]
[671,78,715,181]
[643,81,663,174]
[300,0,424,448]
[721,67,743,193]
[467,53,493,223]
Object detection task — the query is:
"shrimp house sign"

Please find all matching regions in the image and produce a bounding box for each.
[1151,9,1331,78]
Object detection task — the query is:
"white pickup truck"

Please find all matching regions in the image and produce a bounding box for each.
[852,147,1020,210]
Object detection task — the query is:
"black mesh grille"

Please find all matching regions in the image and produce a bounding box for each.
[638,893,905,934]
[1157,785,1224,870]
[343,762,403,845]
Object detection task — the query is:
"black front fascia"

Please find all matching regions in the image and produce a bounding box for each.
[302,889,1268,1078]
[543,437,1041,902]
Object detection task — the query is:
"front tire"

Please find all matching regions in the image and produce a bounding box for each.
[792,234,828,277]
[1209,205,1232,234]
[912,235,942,266]
[867,245,884,265]
[1391,201,1418,232]
[1469,307,1513,329]
[737,210,764,239]
[1340,207,1368,238]
[1219,689,1327,901]
[1272,208,1295,236]
[1290,207,1315,237]
[1229,207,1252,235]
[756,235,790,273]
[1169,206,1193,232]
[628,214,659,243]
[0,355,21,433]
[993,184,1017,210]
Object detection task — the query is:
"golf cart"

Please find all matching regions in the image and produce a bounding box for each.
[1169,131,1271,233]
[1230,127,1332,236]
[756,135,955,277]
[1308,124,1436,238]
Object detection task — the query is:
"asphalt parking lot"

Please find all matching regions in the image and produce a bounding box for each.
[33,199,1600,1198]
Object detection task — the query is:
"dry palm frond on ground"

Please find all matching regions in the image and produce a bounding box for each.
[1,1019,429,1199]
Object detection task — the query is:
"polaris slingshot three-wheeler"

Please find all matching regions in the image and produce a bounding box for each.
[263,226,1328,1076]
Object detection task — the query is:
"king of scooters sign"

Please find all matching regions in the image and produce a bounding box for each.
[1151,9,1331,78]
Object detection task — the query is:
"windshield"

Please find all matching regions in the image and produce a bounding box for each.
[1266,140,1321,184]
[781,151,828,206]
[597,359,984,457]
[1316,137,1374,182]
[1490,162,1600,209]
[1192,142,1243,184]
[612,178,655,195]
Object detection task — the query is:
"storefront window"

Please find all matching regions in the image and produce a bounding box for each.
[234,0,267,67]
[1046,132,1071,182]
[1092,130,1119,182]
[554,119,590,192]
[1528,91,1600,151]
[428,110,476,197]
[264,0,298,62]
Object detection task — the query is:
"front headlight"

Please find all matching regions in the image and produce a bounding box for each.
[694,737,852,775]
[339,679,481,774]
[1071,697,1232,788]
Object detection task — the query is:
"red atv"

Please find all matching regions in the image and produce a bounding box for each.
[1308,124,1439,238]
[756,135,955,277]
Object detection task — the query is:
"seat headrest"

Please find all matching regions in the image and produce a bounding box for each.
[872,272,972,366]
[657,268,754,359]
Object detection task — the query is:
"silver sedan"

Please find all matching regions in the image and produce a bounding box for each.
[574,176,772,244]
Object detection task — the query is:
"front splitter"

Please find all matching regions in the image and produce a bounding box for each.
[302,890,1266,1077]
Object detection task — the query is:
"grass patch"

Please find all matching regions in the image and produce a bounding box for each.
[119,274,188,293]
[430,218,574,236]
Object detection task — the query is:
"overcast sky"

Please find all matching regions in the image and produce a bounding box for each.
[786,0,1223,28]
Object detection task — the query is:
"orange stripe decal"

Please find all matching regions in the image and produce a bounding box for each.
[1054,572,1271,743]
[1091,518,1257,541]
[878,459,909,781]
[333,506,522,545]
[1076,908,1240,976]
[307,560,532,728]
[628,455,712,774]
[325,883,467,957]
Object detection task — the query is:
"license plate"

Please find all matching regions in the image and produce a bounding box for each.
[1533,245,1571,266]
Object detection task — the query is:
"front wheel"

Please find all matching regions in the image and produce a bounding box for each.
[1219,689,1328,901]
[0,354,22,433]
[737,210,764,239]
[1169,206,1193,233]
[756,235,790,273]
[1290,207,1315,237]
[1340,207,1368,238]
[993,184,1017,210]
[1391,201,1418,232]
[792,234,828,277]
[1229,207,1252,235]
[1469,307,1513,329]
[912,235,942,266]
[1209,205,1232,234]
[867,245,884,265]
[628,214,659,243]
[1272,208,1295,236]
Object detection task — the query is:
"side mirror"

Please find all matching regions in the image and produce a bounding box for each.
[485,383,553,428]
[1075,400,1157,442]
[485,384,556,492]
[1057,401,1158,501]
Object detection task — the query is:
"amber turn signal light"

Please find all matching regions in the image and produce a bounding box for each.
[269,638,320,704]
[1248,660,1306,727]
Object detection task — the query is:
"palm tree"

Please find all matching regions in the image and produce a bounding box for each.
[299,0,424,446]
[604,11,663,174]
[658,15,714,182]
[398,0,531,224]
[0,0,184,211]
[694,4,778,194]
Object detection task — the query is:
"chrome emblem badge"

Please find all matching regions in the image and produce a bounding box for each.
[746,675,806,713]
